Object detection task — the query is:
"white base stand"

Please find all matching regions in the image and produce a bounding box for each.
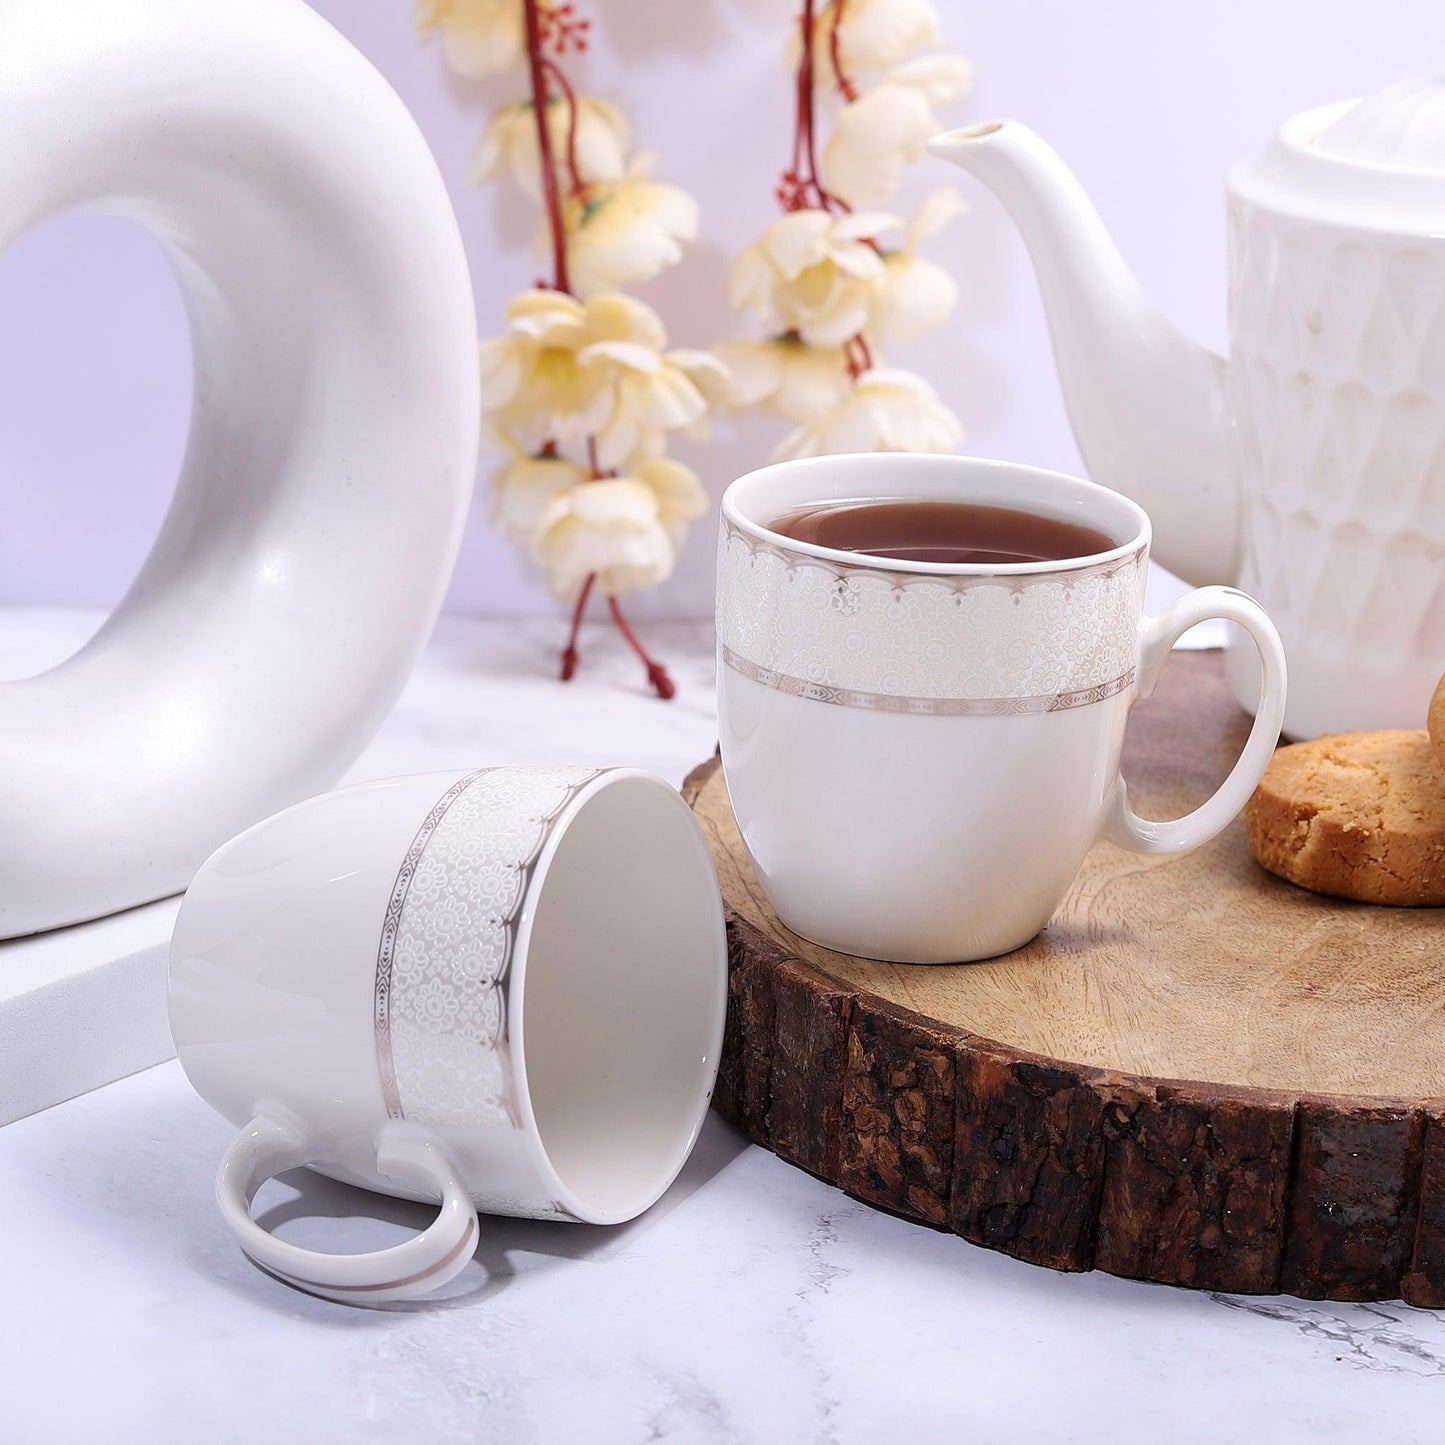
[0,899,176,1125]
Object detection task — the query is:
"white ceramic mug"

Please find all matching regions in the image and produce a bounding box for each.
[169,766,727,1304]
[717,454,1288,964]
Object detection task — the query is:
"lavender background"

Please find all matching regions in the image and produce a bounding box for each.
[0,1,1435,617]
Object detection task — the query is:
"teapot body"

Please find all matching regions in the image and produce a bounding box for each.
[1223,100,1445,735]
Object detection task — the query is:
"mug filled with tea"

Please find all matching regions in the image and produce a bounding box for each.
[716,453,1288,964]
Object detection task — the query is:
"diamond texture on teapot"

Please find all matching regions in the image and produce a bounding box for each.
[1228,200,1445,686]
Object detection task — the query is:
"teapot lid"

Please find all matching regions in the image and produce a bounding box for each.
[1312,76,1445,174]
[1229,79,1445,232]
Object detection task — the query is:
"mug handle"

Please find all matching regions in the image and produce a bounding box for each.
[215,1115,479,1305]
[1104,586,1287,856]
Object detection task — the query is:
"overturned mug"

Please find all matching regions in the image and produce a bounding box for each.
[169,766,727,1304]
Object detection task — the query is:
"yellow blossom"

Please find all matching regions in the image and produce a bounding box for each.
[713,336,852,422]
[415,0,526,78]
[531,478,677,600]
[730,208,900,347]
[631,455,709,543]
[775,367,963,459]
[478,291,610,453]
[801,0,943,76]
[822,55,975,206]
[480,291,729,469]
[558,156,700,298]
[867,188,967,342]
[470,96,630,202]
[490,446,590,543]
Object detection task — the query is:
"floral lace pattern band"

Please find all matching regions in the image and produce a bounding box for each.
[717,518,1147,704]
[373,767,602,1146]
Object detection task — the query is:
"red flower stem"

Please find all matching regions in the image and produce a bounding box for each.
[790,22,806,179]
[799,0,821,204]
[540,56,586,195]
[827,0,859,103]
[608,596,675,700]
[523,0,571,293]
[560,572,596,681]
[788,0,848,214]
[795,28,811,187]
[522,1,675,696]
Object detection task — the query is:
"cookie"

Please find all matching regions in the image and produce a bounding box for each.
[1245,730,1445,906]
[1430,675,1445,774]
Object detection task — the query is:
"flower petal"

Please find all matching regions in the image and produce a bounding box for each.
[477,336,523,409]
[633,455,708,537]
[885,52,976,105]
[908,187,968,246]
[583,292,667,350]
[793,289,873,348]
[579,339,664,375]
[729,244,776,314]
[832,211,904,245]
[772,343,852,422]
[711,340,784,408]
[870,253,958,341]
[530,479,676,600]
[760,211,834,280]
[822,85,937,207]
[491,453,588,542]
[665,348,733,406]
[829,0,942,73]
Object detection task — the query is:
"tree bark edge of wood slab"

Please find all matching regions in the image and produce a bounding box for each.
[685,652,1445,1305]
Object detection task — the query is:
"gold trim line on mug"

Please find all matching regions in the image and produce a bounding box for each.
[721,646,1137,716]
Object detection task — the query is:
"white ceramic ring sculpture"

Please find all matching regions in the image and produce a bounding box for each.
[0,0,480,936]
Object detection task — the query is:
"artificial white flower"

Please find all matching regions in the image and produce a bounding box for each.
[822,54,975,206]
[481,291,727,468]
[867,188,967,342]
[572,294,729,467]
[583,318,731,469]
[774,367,963,459]
[470,96,630,202]
[415,0,526,79]
[531,478,677,600]
[730,208,900,347]
[478,290,610,453]
[559,156,700,297]
[632,455,709,543]
[714,336,852,422]
[490,446,590,543]
[802,0,943,75]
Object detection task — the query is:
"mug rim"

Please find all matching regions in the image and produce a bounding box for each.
[509,767,728,1226]
[721,453,1151,578]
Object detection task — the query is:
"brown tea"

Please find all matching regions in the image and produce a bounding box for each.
[769,499,1117,566]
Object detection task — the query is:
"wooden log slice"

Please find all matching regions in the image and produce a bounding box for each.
[686,651,1445,1303]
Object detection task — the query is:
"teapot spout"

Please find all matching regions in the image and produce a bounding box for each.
[928,122,1237,586]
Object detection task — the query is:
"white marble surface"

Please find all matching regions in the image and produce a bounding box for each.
[5,1062,1445,1444]
[7,601,1430,1445]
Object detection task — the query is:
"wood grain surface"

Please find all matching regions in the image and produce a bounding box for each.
[689,650,1445,1302]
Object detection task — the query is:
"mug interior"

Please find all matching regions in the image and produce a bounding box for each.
[723,452,1149,575]
[514,773,727,1225]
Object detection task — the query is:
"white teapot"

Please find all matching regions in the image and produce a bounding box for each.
[932,79,1445,739]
